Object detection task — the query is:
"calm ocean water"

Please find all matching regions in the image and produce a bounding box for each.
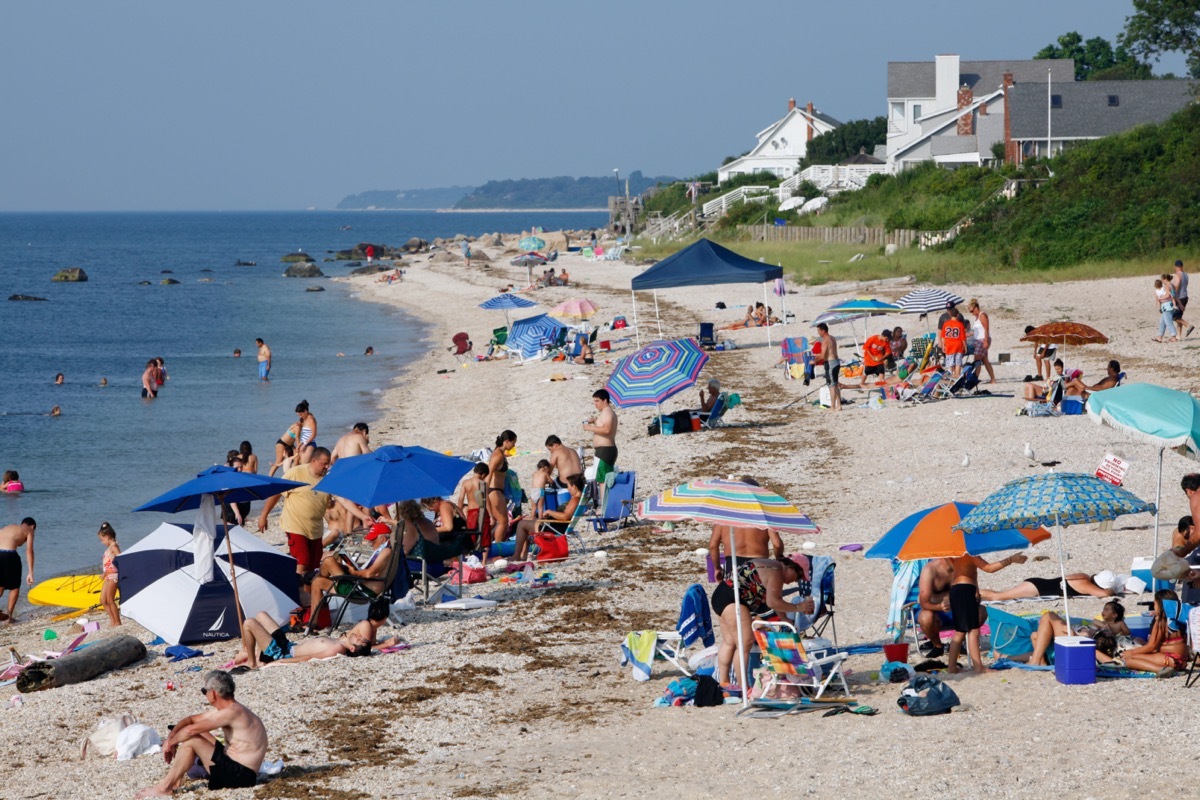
[0,210,606,584]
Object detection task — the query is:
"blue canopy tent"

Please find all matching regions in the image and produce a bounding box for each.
[629,238,784,346]
[508,313,568,359]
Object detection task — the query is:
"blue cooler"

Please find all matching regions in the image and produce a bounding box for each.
[1054,636,1096,685]
[1126,613,1153,640]
[1131,556,1172,593]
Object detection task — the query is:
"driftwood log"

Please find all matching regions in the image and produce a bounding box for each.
[17,635,146,693]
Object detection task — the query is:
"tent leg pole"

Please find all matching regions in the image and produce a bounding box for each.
[631,289,640,348]
[653,290,663,340]
[764,283,772,348]
[1154,448,1163,555]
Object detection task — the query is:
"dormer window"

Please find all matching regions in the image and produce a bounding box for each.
[1107,95,1119,107]
[1051,95,1062,109]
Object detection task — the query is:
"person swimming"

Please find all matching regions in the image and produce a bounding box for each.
[2,471,23,493]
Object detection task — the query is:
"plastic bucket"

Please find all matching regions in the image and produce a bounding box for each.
[599,340,611,351]
[883,643,910,664]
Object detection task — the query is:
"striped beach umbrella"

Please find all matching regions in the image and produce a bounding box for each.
[479,293,537,327]
[508,313,567,359]
[865,501,1051,561]
[637,478,819,534]
[897,289,965,315]
[549,298,600,320]
[606,338,708,409]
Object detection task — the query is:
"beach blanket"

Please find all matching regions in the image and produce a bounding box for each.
[620,631,657,682]
[677,584,714,648]
[990,658,1156,679]
[886,558,926,643]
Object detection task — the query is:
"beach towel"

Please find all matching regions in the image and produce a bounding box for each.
[165,644,210,662]
[620,631,657,682]
[886,558,927,643]
[677,584,714,648]
[792,555,832,632]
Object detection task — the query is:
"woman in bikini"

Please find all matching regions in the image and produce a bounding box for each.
[718,303,766,332]
[1119,591,1188,676]
[295,400,318,464]
[487,430,517,547]
[269,422,301,477]
[239,441,258,474]
[98,522,121,627]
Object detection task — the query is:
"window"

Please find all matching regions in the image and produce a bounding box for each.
[1050,94,1062,109]
[1107,95,1119,107]
[912,104,923,121]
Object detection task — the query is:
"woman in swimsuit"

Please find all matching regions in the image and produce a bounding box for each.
[980,572,1118,601]
[487,430,517,548]
[269,423,301,477]
[1027,612,1120,667]
[239,441,258,475]
[510,473,583,561]
[98,522,121,627]
[295,400,318,465]
[397,499,440,556]
[1119,591,1188,676]
[709,557,814,690]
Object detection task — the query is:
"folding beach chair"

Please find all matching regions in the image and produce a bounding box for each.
[489,327,508,347]
[745,620,850,709]
[786,555,837,645]
[582,247,596,261]
[449,332,472,356]
[651,584,716,676]
[588,471,638,533]
[698,322,717,349]
[936,361,981,398]
[780,337,810,381]
[408,535,471,604]
[700,394,727,430]
[1185,605,1200,688]
[904,370,946,403]
[308,527,413,633]
[530,499,588,559]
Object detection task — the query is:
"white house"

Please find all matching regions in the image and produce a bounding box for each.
[718,99,841,183]
[886,55,1074,170]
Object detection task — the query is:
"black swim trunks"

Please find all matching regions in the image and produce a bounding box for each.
[141,388,156,398]
[948,584,981,633]
[864,363,886,376]
[0,550,19,590]
[207,741,258,790]
[594,446,618,469]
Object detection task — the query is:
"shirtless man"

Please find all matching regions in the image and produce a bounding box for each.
[455,463,489,533]
[813,323,841,411]
[135,670,266,798]
[233,610,370,669]
[331,423,371,463]
[915,558,983,657]
[141,359,158,399]
[1062,359,1121,402]
[583,389,619,484]
[0,518,35,624]
[255,338,271,382]
[947,552,1026,674]
[544,435,582,486]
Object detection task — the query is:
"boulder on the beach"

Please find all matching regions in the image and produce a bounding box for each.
[8,294,47,301]
[403,237,428,253]
[429,252,459,264]
[350,265,388,276]
[51,268,88,282]
[467,249,492,262]
[485,233,503,247]
[283,263,326,278]
[160,278,181,285]
[281,252,315,263]
[305,286,326,292]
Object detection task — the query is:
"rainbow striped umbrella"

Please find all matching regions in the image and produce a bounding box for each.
[606,338,708,409]
[637,478,819,534]
[865,501,1051,561]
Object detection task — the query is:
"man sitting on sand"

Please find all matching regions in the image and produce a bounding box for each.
[136,670,267,797]
[232,611,370,669]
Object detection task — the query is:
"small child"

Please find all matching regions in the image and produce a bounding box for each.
[947,552,1026,674]
[456,463,490,533]
[98,522,122,628]
[530,460,553,517]
[2,470,22,493]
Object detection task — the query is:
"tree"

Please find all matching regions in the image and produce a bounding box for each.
[801,116,887,167]
[1120,0,1200,78]
[1035,30,1152,80]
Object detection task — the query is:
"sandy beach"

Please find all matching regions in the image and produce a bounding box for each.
[2,234,1197,800]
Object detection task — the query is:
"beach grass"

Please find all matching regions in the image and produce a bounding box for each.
[634,234,1192,287]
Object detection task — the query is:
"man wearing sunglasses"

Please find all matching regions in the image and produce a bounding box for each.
[136,670,266,797]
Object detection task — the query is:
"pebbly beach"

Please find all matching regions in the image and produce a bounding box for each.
[2,228,1198,800]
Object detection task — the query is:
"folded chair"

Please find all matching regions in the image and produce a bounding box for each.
[308,527,412,633]
[744,620,850,711]
[408,534,471,604]
[698,322,717,349]
[588,471,638,533]
[654,584,716,676]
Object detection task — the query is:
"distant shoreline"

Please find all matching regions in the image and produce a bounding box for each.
[337,207,608,213]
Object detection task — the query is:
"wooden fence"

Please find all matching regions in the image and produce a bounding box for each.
[741,225,920,248]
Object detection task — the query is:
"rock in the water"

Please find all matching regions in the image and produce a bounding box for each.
[8,294,48,301]
[137,281,152,286]
[200,268,213,273]
[346,261,362,267]
[161,269,174,274]
[161,278,181,285]
[51,268,88,282]
[281,252,315,263]
[350,265,388,276]
[305,286,326,292]
[283,263,325,278]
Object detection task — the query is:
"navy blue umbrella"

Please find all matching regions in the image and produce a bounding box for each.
[508,313,567,359]
[313,445,475,508]
[479,293,537,327]
[133,465,305,513]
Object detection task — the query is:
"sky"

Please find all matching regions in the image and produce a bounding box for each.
[0,0,1184,211]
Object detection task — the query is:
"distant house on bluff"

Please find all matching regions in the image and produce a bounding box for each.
[718,99,841,183]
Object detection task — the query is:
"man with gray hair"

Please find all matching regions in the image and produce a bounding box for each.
[136,670,267,797]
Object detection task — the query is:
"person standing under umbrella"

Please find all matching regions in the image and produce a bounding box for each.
[584,389,619,484]
[257,448,333,577]
[947,551,1027,674]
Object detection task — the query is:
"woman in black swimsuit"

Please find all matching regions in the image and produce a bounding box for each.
[487,430,517,549]
[980,572,1118,601]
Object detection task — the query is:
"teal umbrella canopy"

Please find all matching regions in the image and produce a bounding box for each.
[1086,383,1200,459]
[953,473,1155,535]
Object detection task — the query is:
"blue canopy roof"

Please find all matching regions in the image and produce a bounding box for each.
[631,238,783,291]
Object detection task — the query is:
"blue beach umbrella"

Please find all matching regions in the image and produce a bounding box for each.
[519,236,547,252]
[508,313,568,359]
[479,293,538,327]
[825,298,902,314]
[1087,382,1200,551]
[954,473,1155,620]
[606,338,709,409]
[865,501,1051,561]
[313,445,475,509]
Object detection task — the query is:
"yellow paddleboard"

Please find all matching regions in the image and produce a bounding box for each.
[28,574,107,609]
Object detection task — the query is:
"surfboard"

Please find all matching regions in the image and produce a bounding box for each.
[28,574,106,608]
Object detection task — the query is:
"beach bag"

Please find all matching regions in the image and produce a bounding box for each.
[533,532,569,562]
[897,674,959,716]
[1152,549,1191,581]
[115,723,162,761]
[450,565,489,585]
[81,713,135,759]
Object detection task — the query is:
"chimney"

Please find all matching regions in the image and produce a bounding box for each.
[956,84,974,136]
[1002,73,1015,164]
[935,54,960,111]
[788,98,796,112]
[806,101,815,141]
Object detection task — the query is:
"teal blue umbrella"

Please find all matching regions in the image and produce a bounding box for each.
[954,473,1155,620]
[1087,382,1200,552]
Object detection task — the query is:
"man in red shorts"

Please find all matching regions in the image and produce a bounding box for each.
[258,447,333,575]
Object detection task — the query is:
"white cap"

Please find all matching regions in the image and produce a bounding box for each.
[1093,570,1119,590]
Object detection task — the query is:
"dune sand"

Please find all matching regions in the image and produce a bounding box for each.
[1,237,1195,799]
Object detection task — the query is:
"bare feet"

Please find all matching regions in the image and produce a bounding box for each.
[947,662,960,674]
[134,786,173,799]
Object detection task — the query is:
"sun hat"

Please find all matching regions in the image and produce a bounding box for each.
[1094,570,1119,590]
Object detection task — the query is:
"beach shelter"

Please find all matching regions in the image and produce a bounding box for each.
[865,501,1051,561]
[479,293,537,327]
[630,238,783,346]
[115,522,299,645]
[954,473,1154,623]
[506,313,568,359]
[637,478,818,708]
[1086,382,1200,552]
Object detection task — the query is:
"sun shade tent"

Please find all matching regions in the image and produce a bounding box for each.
[630,238,784,346]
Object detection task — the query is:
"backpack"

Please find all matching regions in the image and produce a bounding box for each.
[897,674,960,716]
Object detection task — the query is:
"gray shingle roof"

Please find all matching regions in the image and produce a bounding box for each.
[1009,79,1195,139]
[888,59,1074,99]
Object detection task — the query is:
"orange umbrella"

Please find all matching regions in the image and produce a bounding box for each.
[865,501,1052,561]
[1020,322,1108,347]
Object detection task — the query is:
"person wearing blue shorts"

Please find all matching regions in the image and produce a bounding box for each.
[255,338,271,382]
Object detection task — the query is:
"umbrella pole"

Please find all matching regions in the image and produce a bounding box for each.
[219,495,246,640]
[653,290,663,340]
[729,534,749,707]
[631,288,641,348]
[1055,511,1072,627]
[1153,448,1164,554]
